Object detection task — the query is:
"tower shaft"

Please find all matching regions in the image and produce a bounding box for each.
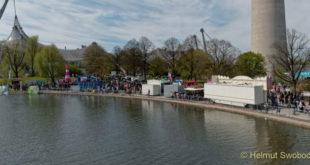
[252,0,287,76]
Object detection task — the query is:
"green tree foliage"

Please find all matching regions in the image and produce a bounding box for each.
[120,47,143,76]
[176,49,211,80]
[1,43,26,78]
[149,56,168,77]
[0,61,9,77]
[235,52,266,78]
[68,64,83,76]
[25,36,41,77]
[83,42,114,78]
[35,44,65,83]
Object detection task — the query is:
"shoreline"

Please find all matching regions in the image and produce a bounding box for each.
[40,90,310,130]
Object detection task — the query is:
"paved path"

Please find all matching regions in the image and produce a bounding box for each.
[265,106,310,121]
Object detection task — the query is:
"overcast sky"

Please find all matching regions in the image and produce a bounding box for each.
[0,0,309,52]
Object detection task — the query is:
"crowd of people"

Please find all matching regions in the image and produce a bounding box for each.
[99,77,143,94]
[77,76,143,94]
[267,87,309,113]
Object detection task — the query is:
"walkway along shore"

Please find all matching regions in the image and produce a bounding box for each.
[41,90,310,130]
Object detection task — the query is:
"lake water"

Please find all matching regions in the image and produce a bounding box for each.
[1,95,310,165]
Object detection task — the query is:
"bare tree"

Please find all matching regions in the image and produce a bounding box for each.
[120,47,143,77]
[162,37,180,76]
[206,39,240,76]
[272,29,310,94]
[139,36,154,79]
[124,39,139,50]
[182,35,201,51]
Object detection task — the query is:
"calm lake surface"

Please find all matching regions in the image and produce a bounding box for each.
[1,95,310,165]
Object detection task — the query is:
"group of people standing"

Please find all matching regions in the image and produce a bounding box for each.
[267,89,309,113]
[99,77,143,94]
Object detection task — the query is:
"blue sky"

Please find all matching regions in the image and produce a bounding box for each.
[0,0,309,52]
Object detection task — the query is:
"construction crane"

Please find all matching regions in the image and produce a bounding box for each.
[193,35,199,50]
[200,28,228,63]
[200,28,213,55]
[0,0,9,20]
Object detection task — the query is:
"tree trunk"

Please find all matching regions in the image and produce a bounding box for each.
[14,71,19,78]
[31,64,35,77]
[51,76,55,86]
[293,81,297,95]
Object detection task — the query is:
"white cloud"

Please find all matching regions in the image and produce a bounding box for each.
[0,0,308,53]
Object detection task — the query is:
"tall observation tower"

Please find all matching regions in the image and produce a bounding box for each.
[251,0,287,76]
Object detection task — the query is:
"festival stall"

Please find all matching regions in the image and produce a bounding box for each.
[204,83,265,107]
[163,85,185,97]
[142,84,161,96]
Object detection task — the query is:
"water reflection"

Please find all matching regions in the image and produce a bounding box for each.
[0,95,310,164]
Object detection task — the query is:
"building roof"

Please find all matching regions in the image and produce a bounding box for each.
[6,16,28,44]
[59,47,87,62]
[232,76,253,81]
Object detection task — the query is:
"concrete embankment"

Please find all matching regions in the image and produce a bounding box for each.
[41,90,310,130]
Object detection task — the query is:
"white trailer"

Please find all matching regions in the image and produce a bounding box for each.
[204,83,266,107]
[147,80,162,86]
[163,85,184,97]
[142,84,161,96]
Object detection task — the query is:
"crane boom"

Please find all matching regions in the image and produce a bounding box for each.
[200,28,208,54]
[0,0,9,20]
[193,35,199,50]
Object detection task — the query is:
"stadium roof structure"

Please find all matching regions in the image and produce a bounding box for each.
[6,15,29,44]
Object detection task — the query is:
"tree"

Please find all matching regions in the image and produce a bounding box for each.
[1,43,26,78]
[113,46,123,74]
[68,64,83,76]
[124,39,139,50]
[176,49,211,80]
[272,29,310,94]
[139,36,154,78]
[120,47,143,76]
[35,44,65,83]
[25,36,40,76]
[83,42,114,78]
[206,39,239,76]
[298,79,310,92]
[163,37,180,76]
[149,56,168,77]
[235,52,266,78]
[182,35,201,51]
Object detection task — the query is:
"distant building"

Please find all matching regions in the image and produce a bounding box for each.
[59,45,88,67]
